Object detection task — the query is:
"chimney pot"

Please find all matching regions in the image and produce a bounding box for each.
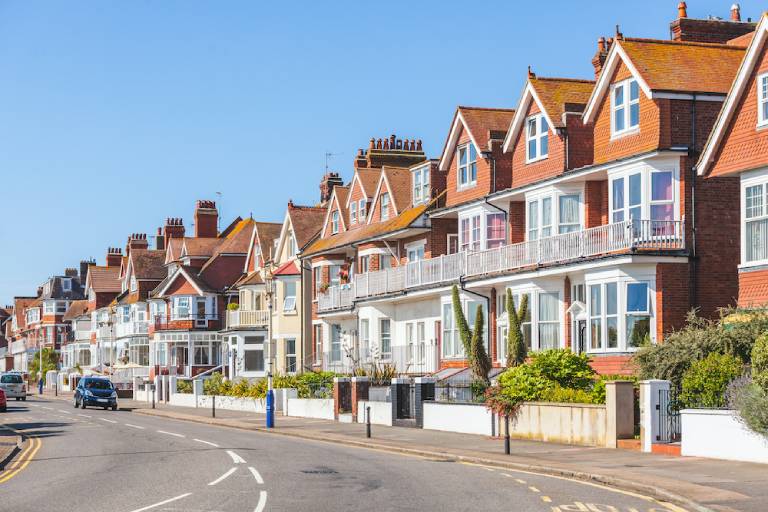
[597,36,606,52]
[376,138,382,149]
[369,138,375,149]
[390,134,396,148]
[731,3,741,21]
[678,1,687,19]
[384,138,390,150]
[615,24,623,40]
[416,140,422,151]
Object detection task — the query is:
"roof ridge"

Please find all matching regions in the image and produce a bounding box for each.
[532,76,595,84]
[622,37,748,50]
[457,105,516,112]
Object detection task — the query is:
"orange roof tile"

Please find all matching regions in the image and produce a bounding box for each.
[380,167,412,214]
[288,204,326,249]
[458,107,516,149]
[63,300,88,321]
[530,77,595,127]
[88,266,122,293]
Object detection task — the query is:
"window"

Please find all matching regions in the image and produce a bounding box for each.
[359,199,367,222]
[329,265,341,287]
[528,200,539,240]
[287,232,297,256]
[759,73,768,127]
[313,324,323,364]
[350,201,357,225]
[128,339,149,366]
[151,301,165,320]
[130,276,137,292]
[612,79,640,135]
[611,171,643,224]
[589,283,618,350]
[412,165,430,204]
[359,255,369,274]
[447,234,459,254]
[486,213,506,249]
[442,303,459,358]
[558,194,580,233]
[650,171,674,228]
[460,215,481,252]
[331,211,340,234]
[379,254,391,269]
[406,321,426,363]
[611,177,625,222]
[330,324,342,362]
[43,301,55,315]
[314,267,322,299]
[538,292,560,350]
[625,282,650,348]
[285,338,296,373]
[529,193,580,239]
[282,281,296,312]
[244,345,264,372]
[61,278,72,292]
[380,193,390,221]
[526,114,549,162]
[120,305,130,323]
[172,297,190,319]
[407,243,425,262]
[379,318,391,359]
[360,319,370,355]
[745,183,768,263]
[457,143,477,187]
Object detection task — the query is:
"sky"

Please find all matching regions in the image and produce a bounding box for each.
[0,0,763,305]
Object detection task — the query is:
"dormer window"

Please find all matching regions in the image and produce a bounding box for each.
[612,79,640,135]
[381,193,390,221]
[61,278,72,292]
[758,73,768,127]
[331,211,340,234]
[130,276,137,292]
[359,199,367,222]
[350,201,357,225]
[287,232,297,256]
[526,114,549,162]
[457,143,477,188]
[412,164,430,205]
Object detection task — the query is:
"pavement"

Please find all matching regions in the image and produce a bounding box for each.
[31,389,768,512]
[0,395,690,512]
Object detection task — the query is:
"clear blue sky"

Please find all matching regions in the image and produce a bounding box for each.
[0,0,761,304]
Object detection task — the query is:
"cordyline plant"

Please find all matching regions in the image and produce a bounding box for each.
[451,285,491,385]
[505,289,528,367]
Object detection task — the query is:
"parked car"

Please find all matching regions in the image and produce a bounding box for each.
[74,377,117,410]
[0,372,27,400]
[0,388,6,412]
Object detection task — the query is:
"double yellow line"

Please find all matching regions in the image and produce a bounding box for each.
[0,433,42,484]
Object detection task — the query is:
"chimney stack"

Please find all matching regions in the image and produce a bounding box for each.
[64,268,78,277]
[106,247,123,268]
[592,36,610,80]
[319,172,344,205]
[163,217,186,240]
[194,200,218,238]
[126,233,149,255]
[155,227,165,251]
[80,259,95,280]
[731,3,741,22]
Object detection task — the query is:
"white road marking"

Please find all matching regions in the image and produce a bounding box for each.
[125,423,145,430]
[515,478,526,484]
[29,404,39,407]
[528,486,540,493]
[194,438,219,448]
[482,467,495,472]
[227,450,246,464]
[78,414,92,418]
[41,407,53,410]
[58,409,72,414]
[248,466,264,484]
[100,418,117,424]
[129,492,192,512]
[208,467,237,486]
[254,490,267,512]
[157,430,184,438]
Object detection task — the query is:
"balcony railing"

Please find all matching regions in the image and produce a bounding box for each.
[226,309,270,329]
[320,343,439,375]
[317,219,684,312]
[115,321,149,338]
[96,325,115,341]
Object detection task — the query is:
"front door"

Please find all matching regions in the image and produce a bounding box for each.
[175,346,188,376]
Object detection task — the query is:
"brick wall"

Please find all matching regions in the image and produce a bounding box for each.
[509,201,526,243]
[738,267,768,307]
[370,179,394,223]
[445,126,494,208]
[566,113,595,170]
[656,263,691,342]
[510,101,566,188]
[346,177,368,228]
[584,180,608,228]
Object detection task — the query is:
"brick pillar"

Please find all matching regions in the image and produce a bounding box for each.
[332,377,351,419]
[508,202,526,243]
[563,276,572,350]
[605,380,635,448]
[350,376,370,422]
[414,377,435,428]
[390,378,409,422]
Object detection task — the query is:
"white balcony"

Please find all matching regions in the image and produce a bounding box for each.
[317,219,684,312]
[115,321,149,338]
[10,339,26,355]
[96,325,115,341]
[226,309,270,329]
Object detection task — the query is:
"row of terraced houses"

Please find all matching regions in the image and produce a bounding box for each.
[2,3,768,387]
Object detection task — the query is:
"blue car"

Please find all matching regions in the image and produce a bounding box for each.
[74,377,118,410]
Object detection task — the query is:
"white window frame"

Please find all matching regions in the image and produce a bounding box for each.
[358,199,367,222]
[525,113,549,163]
[331,211,340,234]
[405,240,426,262]
[608,164,679,227]
[412,164,430,205]
[172,296,191,320]
[380,193,390,221]
[282,280,297,312]
[284,338,297,373]
[379,318,391,359]
[61,278,72,292]
[611,78,640,137]
[130,276,137,292]
[457,143,478,189]
[349,201,357,225]
[585,278,653,354]
[360,318,370,355]
[758,72,768,128]
[43,301,55,315]
[526,187,583,240]
[741,173,768,267]
[441,296,488,359]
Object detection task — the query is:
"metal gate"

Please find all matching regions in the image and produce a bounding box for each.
[657,388,681,443]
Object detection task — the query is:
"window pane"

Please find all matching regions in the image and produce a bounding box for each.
[590,319,601,349]
[746,218,768,262]
[469,144,477,162]
[650,203,674,222]
[541,116,548,132]
[614,106,625,132]
[629,174,642,206]
[559,194,579,226]
[614,85,624,105]
[528,139,537,159]
[606,282,617,315]
[746,185,764,219]
[539,292,558,322]
[590,285,601,314]
[626,316,650,348]
[540,133,548,156]
[630,103,640,127]
[629,80,639,101]
[459,147,467,166]
[607,317,618,348]
[528,117,537,137]
[542,197,552,227]
[627,283,648,312]
[651,172,673,201]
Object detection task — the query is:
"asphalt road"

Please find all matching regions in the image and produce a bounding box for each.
[0,397,686,512]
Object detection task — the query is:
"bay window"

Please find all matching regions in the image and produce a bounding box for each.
[744,182,768,263]
[588,283,618,351]
[442,303,459,358]
[407,243,425,262]
[528,191,581,240]
[558,195,580,233]
[586,280,651,353]
[458,143,477,188]
[486,213,506,249]
[610,167,677,230]
[172,297,190,319]
[526,114,549,162]
[626,283,650,348]
[329,265,342,287]
[650,170,674,233]
[460,215,481,252]
[759,73,768,127]
[612,78,640,135]
[412,164,430,205]
[43,301,55,315]
[538,292,560,350]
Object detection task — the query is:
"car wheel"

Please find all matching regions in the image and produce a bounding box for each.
[15,397,20,401]
[81,400,86,409]
[111,405,117,411]
[21,397,26,401]
[0,407,6,412]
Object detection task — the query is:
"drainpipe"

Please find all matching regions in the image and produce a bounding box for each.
[690,95,697,309]
[459,281,491,330]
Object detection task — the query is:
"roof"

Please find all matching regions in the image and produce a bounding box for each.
[698,15,768,176]
[288,204,326,250]
[380,167,411,216]
[584,37,747,123]
[165,238,184,264]
[254,222,283,261]
[154,265,215,297]
[503,76,595,152]
[234,270,264,287]
[63,300,88,321]
[347,169,380,207]
[302,193,441,257]
[273,260,299,276]
[214,218,256,256]
[181,238,221,258]
[88,266,122,293]
[131,250,166,280]
[438,106,516,171]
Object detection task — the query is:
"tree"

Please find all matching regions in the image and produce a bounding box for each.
[506,290,528,367]
[29,347,59,383]
[470,304,492,385]
[451,285,472,356]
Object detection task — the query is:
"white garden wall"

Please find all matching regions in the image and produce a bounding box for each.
[423,403,494,436]
[356,400,392,426]
[286,398,335,420]
[510,402,607,447]
[681,409,768,464]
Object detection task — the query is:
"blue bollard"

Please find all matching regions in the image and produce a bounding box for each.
[266,389,275,428]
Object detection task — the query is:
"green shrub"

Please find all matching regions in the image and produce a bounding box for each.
[751,333,768,392]
[203,372,232,396]
[497,364,555,402]
[539,385,596,404]
[728,377,768,437]
[176,379,192,394]
[634,309,768,388]
[227,302,240,311]
[680,352,742,408]
[528,349,595,389]
[469,305,491,385]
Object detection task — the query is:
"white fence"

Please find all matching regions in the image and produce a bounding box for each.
[318,219,684,312]
[115,322,148,338]
[681,409,768,464]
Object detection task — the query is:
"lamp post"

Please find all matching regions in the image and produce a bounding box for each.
[264,270,275,429]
